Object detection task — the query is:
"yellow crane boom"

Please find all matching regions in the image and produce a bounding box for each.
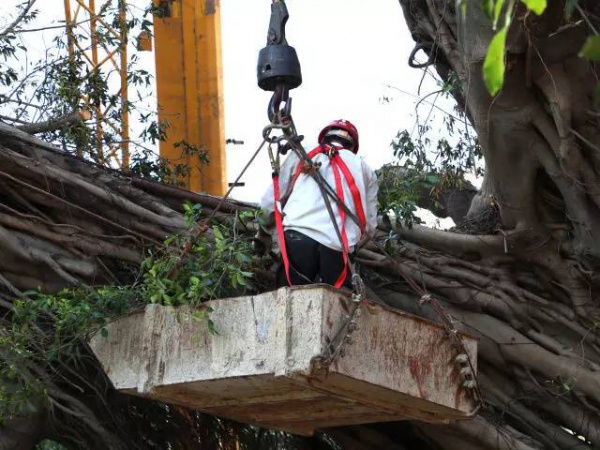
[63,0,227,196]
[153,0,226,195]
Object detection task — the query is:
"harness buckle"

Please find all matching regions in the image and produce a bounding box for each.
[299,160,321,175]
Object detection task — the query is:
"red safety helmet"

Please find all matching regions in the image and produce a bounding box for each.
[318,119,359,153]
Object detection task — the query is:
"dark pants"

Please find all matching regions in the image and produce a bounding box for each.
[276,230,352,289]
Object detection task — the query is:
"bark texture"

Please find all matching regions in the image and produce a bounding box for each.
[0,124,255,449]
[385,0,600,448]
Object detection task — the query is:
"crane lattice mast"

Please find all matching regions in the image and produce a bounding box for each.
[63,0,130,169]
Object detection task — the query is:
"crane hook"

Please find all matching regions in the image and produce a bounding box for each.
[257,0,302,93]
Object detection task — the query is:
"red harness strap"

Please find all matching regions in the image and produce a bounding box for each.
[272,172,293,286]
[334,156,367,231]
[330,156,350,287]
[273,145,367,288]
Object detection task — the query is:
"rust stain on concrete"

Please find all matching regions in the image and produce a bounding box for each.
[408,356,433,400]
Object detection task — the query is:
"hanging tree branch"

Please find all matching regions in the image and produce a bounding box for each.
[0,0,38,37]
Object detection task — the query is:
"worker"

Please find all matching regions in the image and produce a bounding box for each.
[259,119,378,289]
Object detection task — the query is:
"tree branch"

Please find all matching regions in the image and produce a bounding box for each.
[0,0,38,37]
[16,111,88,135]
[391,222,505,257]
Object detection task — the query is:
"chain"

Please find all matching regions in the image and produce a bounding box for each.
[350,261,366,303]
[419,294,482,403]
[381,249,482,403]
[264,92,482,409]
[310,298,362,376]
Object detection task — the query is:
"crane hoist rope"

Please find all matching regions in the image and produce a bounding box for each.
[257,0,367,294]
[254,0,483,407]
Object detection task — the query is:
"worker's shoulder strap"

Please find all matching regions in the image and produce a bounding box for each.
[279,145,326,209]
[282,145,366,228]
[332,152,367,229]
[289,144,326,189]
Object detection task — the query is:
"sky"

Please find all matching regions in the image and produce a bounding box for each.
[1,0,456,226]
[220,0,445,202]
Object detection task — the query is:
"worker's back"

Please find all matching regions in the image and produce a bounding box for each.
[280,149,378,252]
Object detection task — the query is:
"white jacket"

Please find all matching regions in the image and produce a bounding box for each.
[260,147,378,252]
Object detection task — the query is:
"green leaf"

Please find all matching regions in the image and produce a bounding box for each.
[520,0,546,15]
[482,0,494,20]
[237,253,252,264]
[483,27,508,96]
[47,348,57,361]
[579,35,600,61]
[424,173,441,186]
[564,0,578,19]
[493,0,505,28]
[23,401,38,414]
[236,272,247,286]
[213,226,224,241]
[100,327,108,338]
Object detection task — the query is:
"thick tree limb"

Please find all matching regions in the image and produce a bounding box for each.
[390,222,505,257]
[16,111,88,135]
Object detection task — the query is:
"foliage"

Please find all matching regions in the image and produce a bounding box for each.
[0,205,257,425]
[579,35,600,61]
[142,207,256,308]
[481,0,517,95]
[128,137,210,186]
[0,0,191,178]
[378,76,482,225]
[0,2,36,85]
[377,163,423,225]
[481,0,600,96]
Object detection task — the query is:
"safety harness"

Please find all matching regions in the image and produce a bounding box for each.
[272,143,367,288]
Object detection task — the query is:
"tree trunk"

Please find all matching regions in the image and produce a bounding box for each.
[384,1,600,448]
